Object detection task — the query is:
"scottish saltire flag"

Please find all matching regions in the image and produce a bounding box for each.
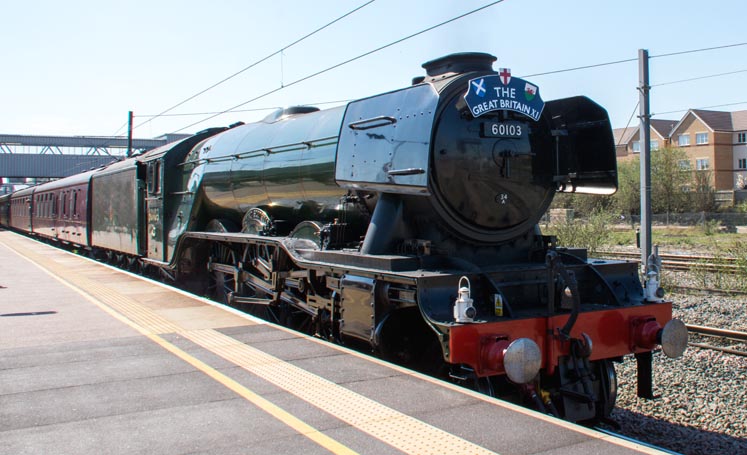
[471,78,486,97]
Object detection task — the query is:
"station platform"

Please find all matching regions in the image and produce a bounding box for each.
[0,230,664,455]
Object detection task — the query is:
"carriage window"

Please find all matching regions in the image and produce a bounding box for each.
[147,161,161,194]
[72,191,78,218]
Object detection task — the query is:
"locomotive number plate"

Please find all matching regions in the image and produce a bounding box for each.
[482,122,525,138]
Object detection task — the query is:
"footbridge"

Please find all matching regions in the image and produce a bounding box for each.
[0,133,188,193]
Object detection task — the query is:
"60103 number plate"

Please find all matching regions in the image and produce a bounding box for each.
[482,122,524,138]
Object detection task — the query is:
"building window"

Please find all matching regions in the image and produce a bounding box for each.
[696,158,710,170]
[739,132,747,143]
[678,134,690,146]
[739,158,747,169]
[632,140,659,152]
[696,133,708,144]
[678,159,691,170]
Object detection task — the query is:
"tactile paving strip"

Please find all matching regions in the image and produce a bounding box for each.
[182,328,497,455]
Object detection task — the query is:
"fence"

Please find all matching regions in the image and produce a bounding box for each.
[626,212,747,227]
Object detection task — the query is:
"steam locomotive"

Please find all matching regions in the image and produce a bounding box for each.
[0,52,687,423]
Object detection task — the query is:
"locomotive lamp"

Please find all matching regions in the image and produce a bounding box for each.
[454,276,476,323]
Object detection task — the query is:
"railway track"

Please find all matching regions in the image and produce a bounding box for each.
[595,250,744,274]
[667,284,747,296]
[686,324,747,356]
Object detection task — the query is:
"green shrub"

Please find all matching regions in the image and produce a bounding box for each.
[545,209,614,255]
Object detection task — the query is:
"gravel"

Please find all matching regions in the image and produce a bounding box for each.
[609,292,747,454]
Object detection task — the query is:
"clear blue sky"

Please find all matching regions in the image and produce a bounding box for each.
[2,0,746,138]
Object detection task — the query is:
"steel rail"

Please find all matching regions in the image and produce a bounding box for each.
[595,250,743,273]
[669,285,747,296]
[687,342,747,357]
[685,324,747,342]
[596,250,738,263]
[685,324,747,357]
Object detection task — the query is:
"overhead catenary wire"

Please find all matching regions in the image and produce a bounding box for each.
[151,32,747,134]
[20,36,746,171]
[168,0,508,134]
[69,120,133,168]
[110,120,130,138]
[134,61,747,124]
[653,68,747,87]
[616,101,640,147]
[516,42,747,124]
[653,101,747,117]
[648,68,747,115]
[134,99,353,118]
[519,43,747,80]
[134,0,377,130]
[645,45,747,116]
[163,42,747,129]
[650,42,747,59]
[645,43,747,118]
[520,57,638,79]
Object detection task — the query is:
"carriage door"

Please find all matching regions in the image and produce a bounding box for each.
[145,159,165,261]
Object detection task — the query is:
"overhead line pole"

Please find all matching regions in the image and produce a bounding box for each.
[638,49,652,276]
[637,49,658,395]
[127,111,133,158]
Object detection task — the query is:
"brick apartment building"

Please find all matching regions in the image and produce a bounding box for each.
[614,109,747,194]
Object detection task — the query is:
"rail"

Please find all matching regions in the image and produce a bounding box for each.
[595,250,743,273]
[685,324,747,357]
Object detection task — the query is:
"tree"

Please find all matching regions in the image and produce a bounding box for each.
[651,147,691,215]
[613,157,640,216]
[690,170,716,212]
[551,192,612,217]
[555,147,697,219]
